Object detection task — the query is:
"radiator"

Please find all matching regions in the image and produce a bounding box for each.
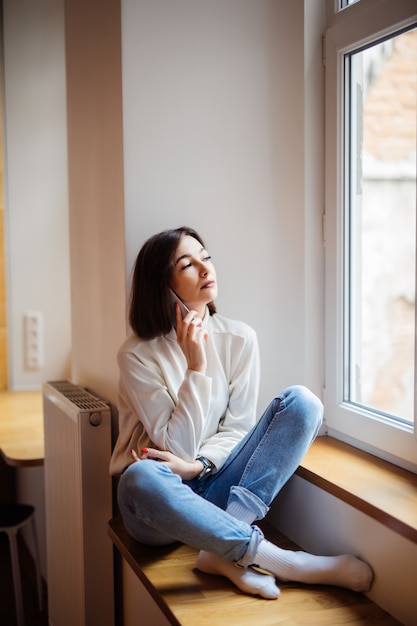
[43,380,114,626]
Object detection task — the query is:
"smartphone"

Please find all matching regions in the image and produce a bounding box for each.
[169,288,190,325]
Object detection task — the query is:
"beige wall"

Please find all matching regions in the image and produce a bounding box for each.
[64,0,126,404]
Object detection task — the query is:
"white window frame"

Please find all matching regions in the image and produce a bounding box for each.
[324,0,417,473]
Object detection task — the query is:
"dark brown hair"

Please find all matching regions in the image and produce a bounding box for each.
[129,227,216,338]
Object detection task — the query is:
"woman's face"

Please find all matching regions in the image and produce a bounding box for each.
[170,235,217,315]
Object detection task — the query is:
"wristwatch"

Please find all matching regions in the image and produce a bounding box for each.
[196,456,213,480]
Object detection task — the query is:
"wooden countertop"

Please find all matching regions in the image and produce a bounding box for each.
[0,390,44,466]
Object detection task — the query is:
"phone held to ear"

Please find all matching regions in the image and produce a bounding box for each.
[169,289,190,325]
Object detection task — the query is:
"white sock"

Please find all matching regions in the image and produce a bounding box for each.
[196,551,280,599]
[254,539,373,592]
[226,500,257,525]
[196,502,280,599]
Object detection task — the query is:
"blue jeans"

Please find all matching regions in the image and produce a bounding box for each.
[117,385,323,567]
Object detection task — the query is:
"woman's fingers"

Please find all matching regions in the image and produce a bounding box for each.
[175,310,208,371]
[182,314,208,343]
[140,447,164,461]
[131,448,140,462]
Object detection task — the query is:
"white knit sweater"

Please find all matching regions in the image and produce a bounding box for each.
[109,311,260,476]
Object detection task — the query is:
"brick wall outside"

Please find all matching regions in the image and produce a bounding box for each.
[364,29,416,162]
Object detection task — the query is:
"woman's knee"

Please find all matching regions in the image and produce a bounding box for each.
[283,385,323,433]
[118,459,170,508]
[289,384,323,409]
[118,463,178,545]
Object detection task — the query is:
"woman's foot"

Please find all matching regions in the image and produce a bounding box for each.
[254,540,373,592]
[196,550,280,599]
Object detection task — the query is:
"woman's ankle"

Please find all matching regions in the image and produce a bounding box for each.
[254,540,373,592]
[196,550,280,600]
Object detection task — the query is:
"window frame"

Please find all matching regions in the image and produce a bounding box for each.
[324,0,417,473]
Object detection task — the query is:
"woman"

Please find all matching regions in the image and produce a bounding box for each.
[110,226,373,599]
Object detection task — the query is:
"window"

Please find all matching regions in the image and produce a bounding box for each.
[345,29,416,425]
[324,0,417,472]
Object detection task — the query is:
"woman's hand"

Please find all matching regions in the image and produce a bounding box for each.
[132,447,203,481]
[175,305,208,374]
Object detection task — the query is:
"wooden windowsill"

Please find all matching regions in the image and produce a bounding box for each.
[297,436,417,543]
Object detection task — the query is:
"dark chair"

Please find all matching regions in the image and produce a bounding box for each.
[0,504,43,626]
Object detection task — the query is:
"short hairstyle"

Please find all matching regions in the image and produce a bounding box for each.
[129,226,217,338]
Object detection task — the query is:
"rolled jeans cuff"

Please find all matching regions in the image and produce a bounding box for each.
[235,525,264,568]
[227,485,270,521]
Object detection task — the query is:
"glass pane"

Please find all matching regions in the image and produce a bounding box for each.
[345,27,417,424]
[340,0,360,8]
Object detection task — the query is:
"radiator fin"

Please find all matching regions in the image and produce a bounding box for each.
[47,379,109,411]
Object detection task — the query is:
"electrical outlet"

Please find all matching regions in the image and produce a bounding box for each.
[24,311,44,370]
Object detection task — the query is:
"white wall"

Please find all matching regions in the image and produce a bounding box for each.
[2,0,71,389]
[64,0,126,402]
[121,0,325,411]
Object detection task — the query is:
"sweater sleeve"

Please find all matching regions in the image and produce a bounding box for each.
[116,342,213,462]
[197,325,260,470]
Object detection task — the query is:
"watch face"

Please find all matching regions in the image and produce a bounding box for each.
[197,456,213,480]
